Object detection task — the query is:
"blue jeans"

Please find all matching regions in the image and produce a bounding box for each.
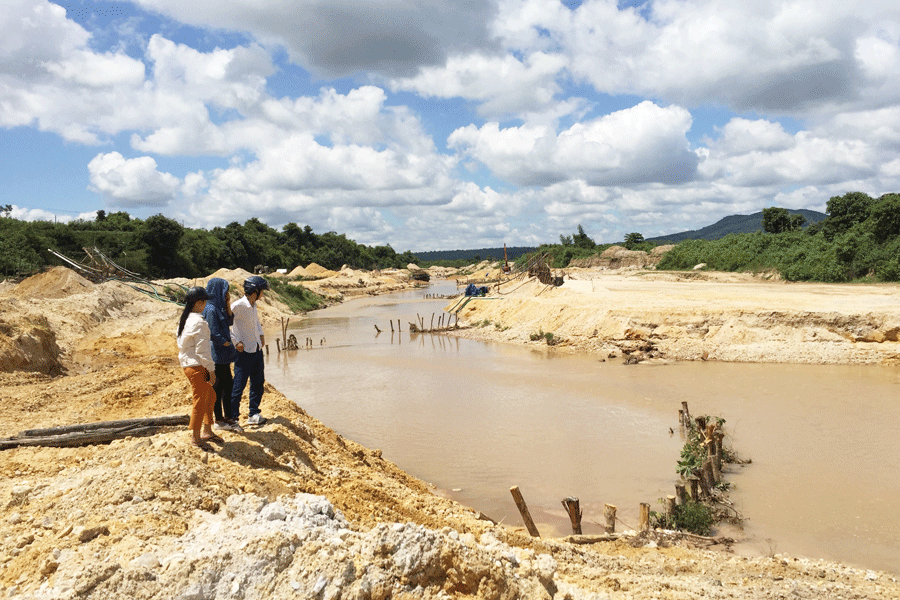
[231,349,264,419]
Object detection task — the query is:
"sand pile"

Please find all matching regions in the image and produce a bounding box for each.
[12,267,93,299]
[0,309,62,375]
[304,263,335,277]
[298,266,424,301]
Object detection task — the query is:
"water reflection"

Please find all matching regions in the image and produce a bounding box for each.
[265,281,900,575]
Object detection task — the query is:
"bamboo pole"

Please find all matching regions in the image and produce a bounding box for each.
[390,320,394,332]
[509,486,541,537]
[604,504,617,533]
[639,503,650,532]
[275,338,281,353]
[681,401,691,427]
[561,497,582,535]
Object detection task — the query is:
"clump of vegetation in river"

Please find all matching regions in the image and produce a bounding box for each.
[652,411,747,536]
[652,501,715,536]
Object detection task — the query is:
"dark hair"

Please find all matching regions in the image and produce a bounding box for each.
[177,286,211,336]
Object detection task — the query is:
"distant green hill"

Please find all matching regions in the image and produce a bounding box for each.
[412,246,537,262]
[412,209,828,261]
[645,209,827,244]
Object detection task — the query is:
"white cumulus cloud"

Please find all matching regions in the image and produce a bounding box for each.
[449,101,697,186]
[88,152,181,206]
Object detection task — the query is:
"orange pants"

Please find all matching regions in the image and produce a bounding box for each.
[184,366,215,435]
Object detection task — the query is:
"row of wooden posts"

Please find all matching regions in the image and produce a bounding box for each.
[509,401,723,538]
[274,317,326,353]
[410,312,458,332]
[274,313,459,345]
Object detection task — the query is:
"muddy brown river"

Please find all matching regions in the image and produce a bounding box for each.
[265,282,900,575]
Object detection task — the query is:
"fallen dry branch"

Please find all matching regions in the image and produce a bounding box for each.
[563,534,620,544]
[2,415,189,450]
[21,415,189,437]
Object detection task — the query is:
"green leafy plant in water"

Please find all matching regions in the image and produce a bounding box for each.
[676,438,704,477]
[650,501,715,536]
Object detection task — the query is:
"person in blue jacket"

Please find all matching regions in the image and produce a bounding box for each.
[203,278,240,432]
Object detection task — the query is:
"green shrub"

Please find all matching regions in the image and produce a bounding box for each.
[651,501,715,536]
[268,279,326,312]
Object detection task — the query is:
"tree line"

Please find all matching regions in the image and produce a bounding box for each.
[655,192,900,281]
[0,208,419,279]
[523,192,900,282]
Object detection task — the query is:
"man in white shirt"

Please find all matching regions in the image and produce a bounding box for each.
[230,276,269,426]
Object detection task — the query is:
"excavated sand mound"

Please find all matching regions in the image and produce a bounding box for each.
[568,246,671,269]
[13,267,93,299]
[304,263,333,277]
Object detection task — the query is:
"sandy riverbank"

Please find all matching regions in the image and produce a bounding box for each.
[447,268,900,366]
[1,267,898,598]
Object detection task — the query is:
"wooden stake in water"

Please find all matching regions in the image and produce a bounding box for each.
[639,503,650,532]
[509,486,541,537]
[665,495,677,518]
[604,504,617,533]
[675,483,687,505]
[688,476,700,501]
[561,497,582,535]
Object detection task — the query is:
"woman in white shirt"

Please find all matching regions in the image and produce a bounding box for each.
[177,287,222,450]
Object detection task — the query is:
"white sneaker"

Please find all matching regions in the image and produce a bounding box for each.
[230,422,244,433]
[213,421,230,431]
[247,413,267,426]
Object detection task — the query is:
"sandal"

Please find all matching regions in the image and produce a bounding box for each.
[201,434,225,444]
[191,440,213,452]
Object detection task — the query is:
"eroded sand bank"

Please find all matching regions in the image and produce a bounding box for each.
[447,268,900,365]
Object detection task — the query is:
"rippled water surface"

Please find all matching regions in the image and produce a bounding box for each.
[264,281,900,574]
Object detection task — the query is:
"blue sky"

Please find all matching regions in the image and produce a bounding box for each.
[3,0,900,251]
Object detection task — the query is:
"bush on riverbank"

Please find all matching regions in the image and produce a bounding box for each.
[268,278,326,312]
[657,192,900,282]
